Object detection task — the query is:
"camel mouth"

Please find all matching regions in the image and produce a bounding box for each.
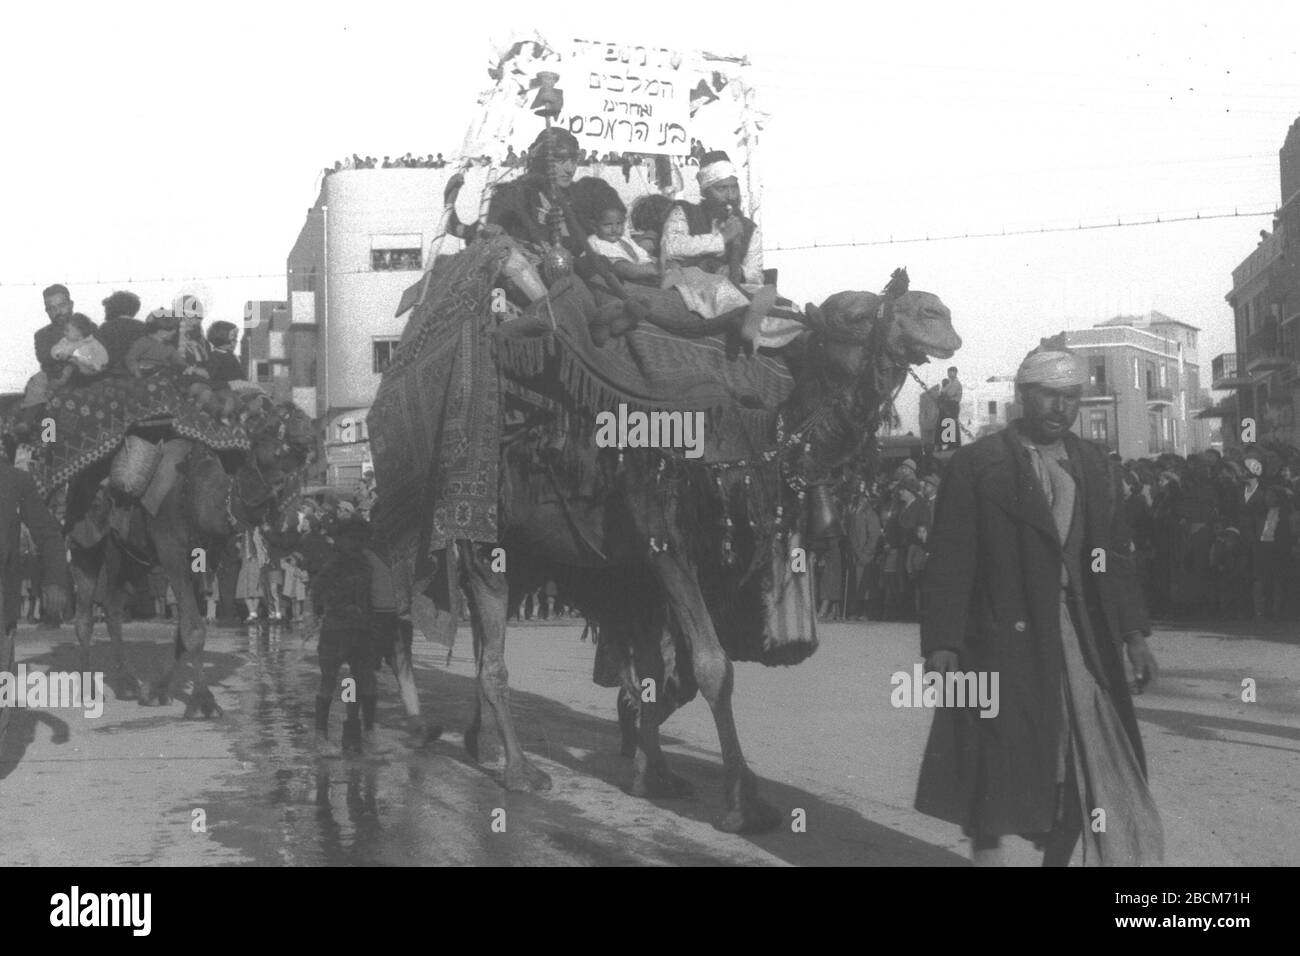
[905,343,957,364]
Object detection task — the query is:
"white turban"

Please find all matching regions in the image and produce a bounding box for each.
[1016,349,1086,388]
[698,159,737,190]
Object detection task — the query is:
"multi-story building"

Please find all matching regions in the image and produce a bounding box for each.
[242,300,293,404]
[1212,115,1300,450]
[285,166,453,488]
[1065,311,1210,459]
[283,161,673,489]
[966,376,1019,439]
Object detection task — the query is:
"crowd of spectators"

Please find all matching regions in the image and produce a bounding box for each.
[323,139,714,179]
[814,457,940,623]
[325,152,450,175]
[1121,442,1299,621]
[811,439,1300,626]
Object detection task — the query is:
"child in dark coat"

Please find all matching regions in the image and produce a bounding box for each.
[311,516,376,753]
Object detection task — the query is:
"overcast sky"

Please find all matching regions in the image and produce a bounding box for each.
[2,0,1297,429]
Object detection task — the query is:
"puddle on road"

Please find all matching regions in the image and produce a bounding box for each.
[192,625,520,866]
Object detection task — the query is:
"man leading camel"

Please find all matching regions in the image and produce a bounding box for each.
[914,341,1163,866]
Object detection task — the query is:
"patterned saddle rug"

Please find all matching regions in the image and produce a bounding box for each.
[4,374,251,498]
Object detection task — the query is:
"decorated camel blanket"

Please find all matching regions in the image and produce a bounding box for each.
[6,375,251,498]
[370,239,801,556]
[495,278,795,461]
[369,238,512,555]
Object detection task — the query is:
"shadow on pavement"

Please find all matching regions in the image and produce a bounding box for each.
[0,709,72,781]
[401,664,964,866]
[1136,705,1300,754]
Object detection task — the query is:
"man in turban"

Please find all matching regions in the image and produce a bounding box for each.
[914,341,1164,866]
[659,150,805,350]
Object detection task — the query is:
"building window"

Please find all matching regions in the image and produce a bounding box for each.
[256,362,271,381]
[987,400,997,417]
[372,338,401,373]
[1159,364,1167,388]
[1133,357,1140,389]
[1090,361,1106,387]
[371,248,422,271]
[1088,410,1108,444]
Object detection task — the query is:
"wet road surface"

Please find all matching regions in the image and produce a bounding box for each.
[1,616,1296,865]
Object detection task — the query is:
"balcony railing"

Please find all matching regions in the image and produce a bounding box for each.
[1080,383,1117,402]
[1246,318,1297,373]
[1212,352,1254,389]
[1146,385,1175,405]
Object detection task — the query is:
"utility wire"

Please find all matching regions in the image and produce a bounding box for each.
[766,206,1276,253]
[0,204,1278,288]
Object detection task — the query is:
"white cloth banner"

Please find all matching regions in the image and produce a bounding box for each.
[558,40,691,156]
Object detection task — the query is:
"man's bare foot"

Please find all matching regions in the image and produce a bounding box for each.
[740,286,778,352]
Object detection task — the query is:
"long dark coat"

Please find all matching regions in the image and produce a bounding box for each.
[1,462,67,632]
[914,425,1150,837]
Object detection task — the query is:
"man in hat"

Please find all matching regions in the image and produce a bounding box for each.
[893,458,918,484]
[915,341,1163,866]
[660,150,805,350]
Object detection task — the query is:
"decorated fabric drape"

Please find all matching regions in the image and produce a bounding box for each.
[369,237,513,557]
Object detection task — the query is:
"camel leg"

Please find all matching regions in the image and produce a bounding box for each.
[391,619,441,744]
[68,543,101,677]
[141,495,222,718]
[617,689,638,758]
[101,540,139,700]
[652,550,779,833]
[460,541,550,792]
[630,697,694,799]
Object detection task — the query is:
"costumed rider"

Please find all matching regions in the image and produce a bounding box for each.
[481,127,642,341]
[657,150,807,351]
[484,126,586,306]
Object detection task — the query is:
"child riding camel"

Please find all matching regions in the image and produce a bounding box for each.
[49,313,108,389]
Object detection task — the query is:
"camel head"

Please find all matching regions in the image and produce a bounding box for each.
[783,285,959,476]
[244,398,316,482]
[805,289,960,380]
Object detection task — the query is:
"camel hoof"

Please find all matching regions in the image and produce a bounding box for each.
[137,683,170,707]
[185,689,223,720]
[718,798,781,835]
[408,719,443,748]
[112,675,140,701]
[503,759,552,792]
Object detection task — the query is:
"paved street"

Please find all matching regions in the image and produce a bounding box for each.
[1,614,1296,866]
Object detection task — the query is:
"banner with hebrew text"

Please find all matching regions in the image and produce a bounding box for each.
[559,40,691,156]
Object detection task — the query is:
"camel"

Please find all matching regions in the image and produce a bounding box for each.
[56,398,315,717]
[373,256,960,832]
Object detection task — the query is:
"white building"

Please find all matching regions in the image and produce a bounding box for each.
[286,167,453,487]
